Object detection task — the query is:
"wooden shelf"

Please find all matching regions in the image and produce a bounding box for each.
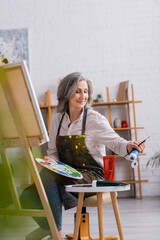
[92,100,142,106]
[104,84,147,199]
[39,100,142,109]
[113,153,146,158]
[40,104,56,108]
[121,180,148,184]
[114,127,144,131]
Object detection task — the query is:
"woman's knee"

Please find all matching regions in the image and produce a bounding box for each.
[40,168,56,184]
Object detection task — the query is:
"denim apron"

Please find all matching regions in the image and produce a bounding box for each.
[56,109,104,186]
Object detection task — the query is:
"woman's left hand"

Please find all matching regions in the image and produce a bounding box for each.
[127,141,145,154]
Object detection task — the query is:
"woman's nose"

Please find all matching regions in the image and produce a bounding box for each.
[80,92,85,99]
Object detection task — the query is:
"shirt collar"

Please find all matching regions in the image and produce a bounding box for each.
[64,108,84,122]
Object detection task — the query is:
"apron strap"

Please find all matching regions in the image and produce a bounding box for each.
[57,112,65,136]
[57,109,87,136]
[82,108,87,135]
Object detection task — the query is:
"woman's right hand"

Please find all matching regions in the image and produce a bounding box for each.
[127,141,145,154]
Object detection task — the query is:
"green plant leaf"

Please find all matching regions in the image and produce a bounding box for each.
[147,151,160,168]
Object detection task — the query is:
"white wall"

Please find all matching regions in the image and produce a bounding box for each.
[0,0,160,197]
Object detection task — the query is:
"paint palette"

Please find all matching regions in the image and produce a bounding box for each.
[35,158,83,179]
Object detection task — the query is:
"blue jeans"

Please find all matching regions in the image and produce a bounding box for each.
[20,168,63,230]
[20,168,97,230]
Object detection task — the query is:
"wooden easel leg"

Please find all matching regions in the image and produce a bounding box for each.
[73,192,84,240]
[110,192,124,240]
[24,145,60,240]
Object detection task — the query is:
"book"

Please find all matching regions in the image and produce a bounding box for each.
[117,81,129,101]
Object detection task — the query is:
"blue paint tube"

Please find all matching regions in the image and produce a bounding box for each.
[130,149,140,168]
[130,149,140,161]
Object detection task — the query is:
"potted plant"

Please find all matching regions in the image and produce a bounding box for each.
[97,94,103,103]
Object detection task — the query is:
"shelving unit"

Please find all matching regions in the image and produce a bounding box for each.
[101,84,148,199]
[39,89,56,132]
[39,84,148,199]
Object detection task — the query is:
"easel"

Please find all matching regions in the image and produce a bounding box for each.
[0,61,60,240]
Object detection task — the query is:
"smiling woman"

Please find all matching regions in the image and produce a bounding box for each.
[20,72,145,240]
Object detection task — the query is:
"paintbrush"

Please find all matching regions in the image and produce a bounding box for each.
[124,136,150,158]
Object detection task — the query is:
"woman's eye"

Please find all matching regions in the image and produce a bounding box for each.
[76,89,88,94]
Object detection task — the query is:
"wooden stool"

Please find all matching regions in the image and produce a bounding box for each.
[65,183,130,240]
[66,156,117,240]
[66,192,118,240]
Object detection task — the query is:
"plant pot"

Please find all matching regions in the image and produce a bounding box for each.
[97,97,103,103]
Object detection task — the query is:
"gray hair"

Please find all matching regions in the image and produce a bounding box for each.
[56,72,93,113]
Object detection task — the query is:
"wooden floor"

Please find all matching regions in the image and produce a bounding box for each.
[0,196,160,240]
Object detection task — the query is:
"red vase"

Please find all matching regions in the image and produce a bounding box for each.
[121,121,127,128]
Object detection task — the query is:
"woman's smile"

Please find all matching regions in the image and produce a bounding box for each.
[69,80,88,110]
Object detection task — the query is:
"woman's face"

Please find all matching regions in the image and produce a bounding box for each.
[69,80,88,111]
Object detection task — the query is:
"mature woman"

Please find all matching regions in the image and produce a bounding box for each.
[21,72,145,240]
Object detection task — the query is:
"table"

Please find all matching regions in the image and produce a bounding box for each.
[65,183,130,240]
